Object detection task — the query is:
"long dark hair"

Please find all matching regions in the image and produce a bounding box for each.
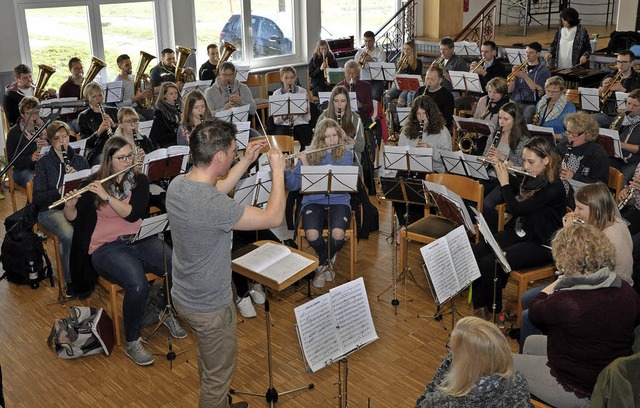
[94,136,139,207]
[499,102,529,152]
[403,95,445,139]
[324,86,357,138]
[181,89,211,132]
[523,136,560,183]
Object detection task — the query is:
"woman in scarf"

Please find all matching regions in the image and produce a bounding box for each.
[531,76,576,140]
[149,82,182,148]
[544,7,591,69]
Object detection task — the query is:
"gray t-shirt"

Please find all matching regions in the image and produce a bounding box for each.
[167,175,244,313]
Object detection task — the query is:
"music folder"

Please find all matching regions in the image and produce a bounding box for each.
[394,74,423,92]
[597,128,624,159]
[453,115,494,136]
[423,180,474,232]
[527,124,557,146]
[142,145,190,182]
[326,68,345,84]
[318,91,358,112]
[59,168,98,198]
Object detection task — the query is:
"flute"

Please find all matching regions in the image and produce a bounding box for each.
[48,163,138,209]
[476,156,532,177]
[261,144,348,166]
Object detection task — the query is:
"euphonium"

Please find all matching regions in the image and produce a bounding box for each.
[175,45,195,83]
[396,53,409,74]
[600,71,622,105]
[432,56,445,69]
[470,59,486,74]
[133,51,156,109]
[217,41,238,76]
[610,110,629,130]
[80,56,107,100]
[506,60,527,83]
[34,63,56,101]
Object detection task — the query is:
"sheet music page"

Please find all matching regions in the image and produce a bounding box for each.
[471,208,511,272]
[254,170,272,206]
[420,236,461,304]
[232,242,291,273]
[300,165,359,193]
[444,189,474,232]
[318,92,331,105]
[397,107,411,127]
[462,153,490,180]
[294,294,342,373]
[615,91,628,111]
[139,119,154,136]
[598,128,624,158]
[408,146,434,173]
[260,253,315,284]
[235,66,250,82]
[39,97,78,115]
[329,278,378,353]
[578,87,600,112]
[446,225,481,287]
[235,121,251,149]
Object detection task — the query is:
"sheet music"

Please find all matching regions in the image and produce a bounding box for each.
[448,71,482,93]
[215,104,250,123]
[394,74,423,91]
[300,165,359,193]
[615,91,629,112]
[326,68,345,84]
[131,213,169,242]
[397,107,411,127]
[235,121,251,149]
[578,87,600,112]
[440,150,467,176]
[181,80,211,96]
[139,119,154,136]
[453,115,495,136]
[318,92,358,112]
[39,97,78,116]
[527,124,557,146]
[361,62,395,81]
[471,208,511,272]
[383,145,433,172]
[454,41,480,56]
[104,80,124,103]
[598,128,624,158]
[232,242,314,284]
[462,153,490,180]
[69,139,87,156]
[254,170,272,206]
[504,48,527,65]
[423,180,474,231]
[421,225,480,304]
[235,66,250,82]
[233,174,259,207]
[269,93,308,116]
[294,277,377,372]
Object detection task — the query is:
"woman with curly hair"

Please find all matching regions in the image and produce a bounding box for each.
[416,316,531,407]
[513,224,640,407]
[285,118,355,288]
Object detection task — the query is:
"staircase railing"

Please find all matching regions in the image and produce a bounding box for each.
[374,0,417,63]
[454,0,497,46]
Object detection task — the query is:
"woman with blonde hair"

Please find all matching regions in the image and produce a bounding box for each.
[533,76,575,140]
[514,224,640,407]
[114,107,154,153]
[416,316,531,407]
[285,118,355,288]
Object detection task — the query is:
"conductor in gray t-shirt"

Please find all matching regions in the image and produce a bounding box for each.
[166,120,285,408]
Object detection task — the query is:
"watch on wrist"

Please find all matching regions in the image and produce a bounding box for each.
[105,195,111,202]
[503,158,509,164]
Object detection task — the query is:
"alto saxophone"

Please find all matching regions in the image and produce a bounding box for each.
[610,110,628,130]
[532,102,547,126]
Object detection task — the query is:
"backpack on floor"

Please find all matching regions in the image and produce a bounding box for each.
[47,306,114,359]
[0,205,53,286]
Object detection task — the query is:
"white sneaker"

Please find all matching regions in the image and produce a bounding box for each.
[312,265,328,288]
[125,337,155,366]
[324,268,336,282]
[236,296,257,318]
[249,283,266,305]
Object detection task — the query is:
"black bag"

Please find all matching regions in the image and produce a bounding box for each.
[0,205,53,286]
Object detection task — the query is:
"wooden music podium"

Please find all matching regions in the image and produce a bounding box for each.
[231,240,319,406]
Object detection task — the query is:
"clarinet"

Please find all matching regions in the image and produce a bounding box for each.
[132,129,142,148]
[227,82,234,107]
[98,104,113,137]
[619,186,637,210]
[349,77,355,93]
[491,128,502,148]
[337,109,342,127]
[200,114,204,123]
[562,141,573,167]
[61,146,72,173]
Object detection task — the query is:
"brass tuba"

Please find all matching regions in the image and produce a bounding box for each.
[34,63,56,101]
[174,45,195,83]
[133,51,156,109]
[80,56,107,100]
[217,41,238,76]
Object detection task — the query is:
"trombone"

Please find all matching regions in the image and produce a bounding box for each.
[476,156,532,177]
[507,60,527,83]
[48,163,138,209]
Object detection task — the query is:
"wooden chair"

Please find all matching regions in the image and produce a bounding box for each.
[245,74,269,130]
[5,147,29,212]
[258,135,295,169]
[399,174,484,274]
[297,211,358,281]
[98,274,164,346]
[609,166,625,201]
[25,181,65,302]
[264,71,282,96]
[531,399,553,408]
[564,88,580,107]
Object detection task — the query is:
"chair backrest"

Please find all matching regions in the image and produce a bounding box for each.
[609,166,625,201]
[245,74,265,100]
[1,106,9,141]
[264,71,282,96]
[259,135,295,155]
[25,180,34,204]
[565,89,580,107]
[426,173,484,214]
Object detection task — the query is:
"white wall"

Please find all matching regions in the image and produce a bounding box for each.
[618,0,638,31]
[1,1,22,73]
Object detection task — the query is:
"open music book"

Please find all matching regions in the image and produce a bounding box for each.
[453,115,495,136]
[294,277,378,373]
[423,180,475,232]
[232,242,315,285]
[420,225,481,305]
[61,167,98,196]
[142,145,190,182]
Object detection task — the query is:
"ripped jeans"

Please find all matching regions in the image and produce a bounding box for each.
[301,204,350,265]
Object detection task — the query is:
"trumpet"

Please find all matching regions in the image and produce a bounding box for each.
[261,144,348,166]
[600,71,622,105]
[618,186,637,210]
[98,104,113,137]
[470,59,486,74]
[357,48,369,68]
[323,52,329,80]
[476,156,532,177]
[396,53,408,74]
[507,60,528,83]
[48,163,138,209]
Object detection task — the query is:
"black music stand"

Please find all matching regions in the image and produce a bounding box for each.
[269,92,307,138]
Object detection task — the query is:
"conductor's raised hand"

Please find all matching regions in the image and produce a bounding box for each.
[267,148,285,173]
[242,139,268,164]
[494,160,509,186]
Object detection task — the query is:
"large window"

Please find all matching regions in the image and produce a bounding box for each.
[321,0,399,46]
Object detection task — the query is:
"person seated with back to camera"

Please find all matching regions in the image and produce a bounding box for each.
[285,118,355,289]
[63,136,186,366]
[77,82,118,166]
[149,82,182,149]
[415,316,532,408]
[5,96,47,188]
[33,121,90,291]
[472,136,567,320]
[177,89,212,146]
[513,224,640,408]
[270,66,313,150]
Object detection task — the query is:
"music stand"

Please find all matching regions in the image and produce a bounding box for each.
[318,91,357,112]
[39,97,78,117]
[578,87,600,112]
[300,164,359,274]
[615,91,629,112]
[104,80,124,104]
[527,124,557,146]
[597,128,624,159]
[180,80,211,96]
[269,93,308,137]
[231,240,318,406]
[504,48,527,65]
[361,62,395,82]
[235,65,250,83]
[142,145,189,184]
[235,121,251,150]
[448,71,483,95]
[215,104,251,123]
[326,68,345,84]
[454,41,481,57]
[394,74,423,92]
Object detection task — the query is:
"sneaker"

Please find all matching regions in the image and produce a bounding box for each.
[126,337,155,366]
[162,313,187,339]
[312,265,328,288]
[236,296,257,318]
[249,283,266,305]
[324,268,336,282]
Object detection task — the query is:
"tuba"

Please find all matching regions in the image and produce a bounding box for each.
[80,56,107,100]
[217,41,238,76]
[174,45,195,83]
[133,51,156,109]
[34,63,56,101]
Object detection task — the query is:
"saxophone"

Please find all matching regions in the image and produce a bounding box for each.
[610,111,628,130]
[458,102,492,153]
[532,102,548,126]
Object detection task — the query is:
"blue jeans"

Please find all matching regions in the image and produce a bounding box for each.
[91,237,171,342]
[302,203,350,265]
[12,168,33,188]
[519,285,545,352]
[38,209,73,284]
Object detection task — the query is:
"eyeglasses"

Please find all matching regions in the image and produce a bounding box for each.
[565,130,584,138]
[123,119,139,125]
[616,60,632,64]
[114,153,134,162]
[545,88,561,95]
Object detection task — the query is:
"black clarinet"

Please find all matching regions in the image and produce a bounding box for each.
[562,141,573,167]
[337,109,342,127]
[61,146,72,173]
[349,77,355,93]
[491,128,502,148]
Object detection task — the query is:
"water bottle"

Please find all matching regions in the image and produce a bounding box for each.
[28,261,39,289]
[498,313,506,333]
